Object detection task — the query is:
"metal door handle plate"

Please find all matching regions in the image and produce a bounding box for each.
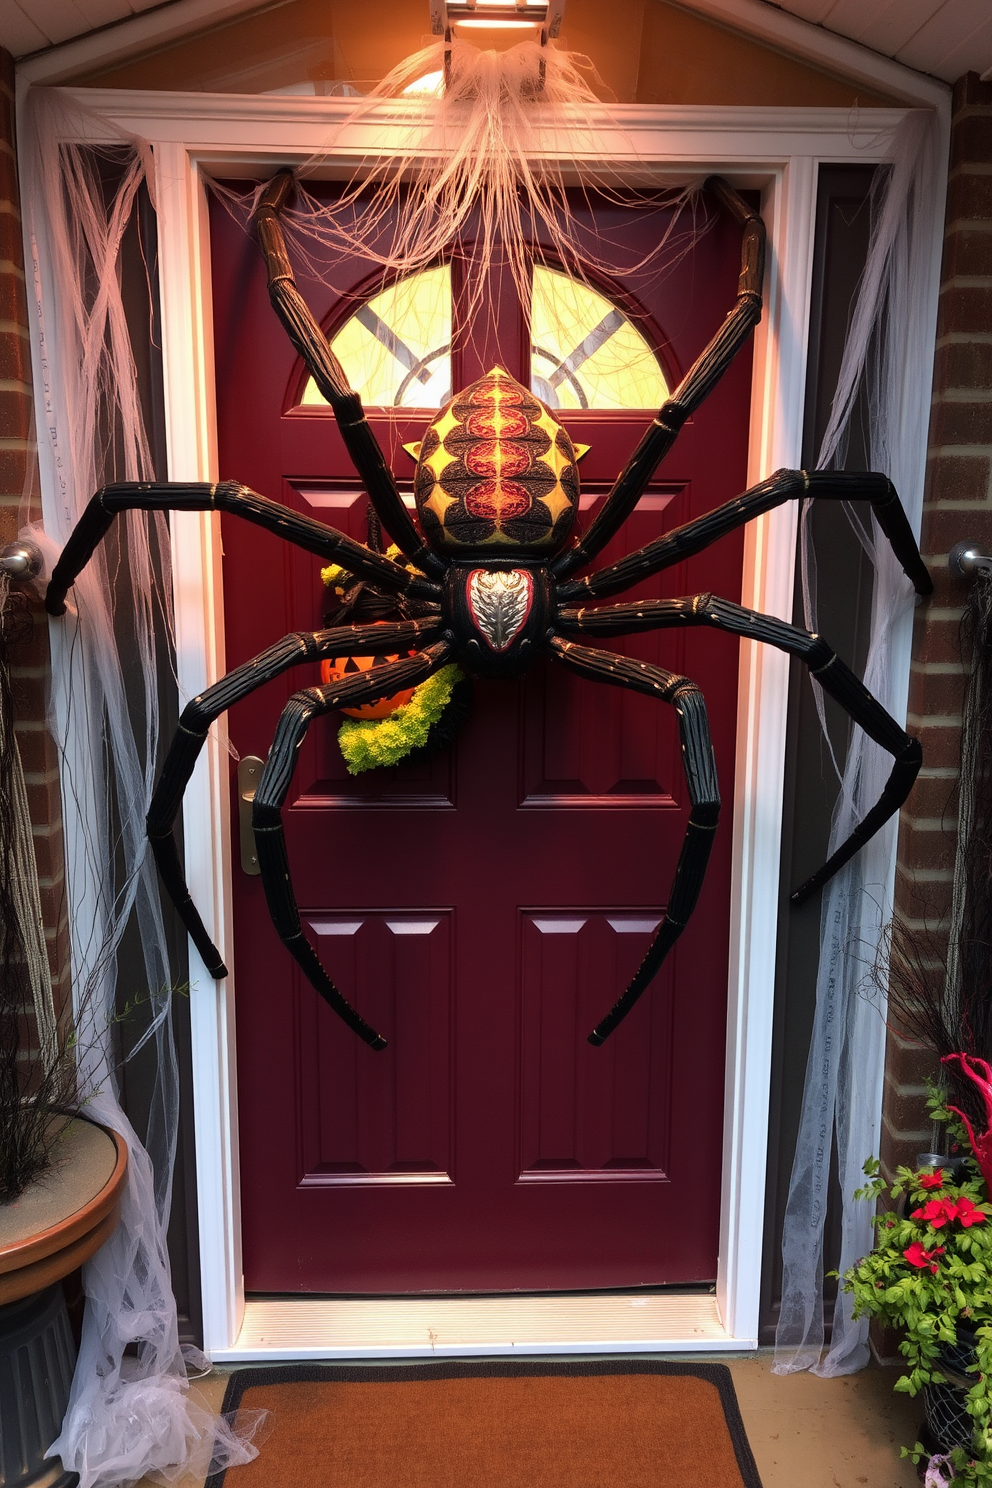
[237,755,265,875]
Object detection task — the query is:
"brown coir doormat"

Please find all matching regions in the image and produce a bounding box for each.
[204,1359,763,1488]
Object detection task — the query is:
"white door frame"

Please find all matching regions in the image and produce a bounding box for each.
[23,87,947,1358]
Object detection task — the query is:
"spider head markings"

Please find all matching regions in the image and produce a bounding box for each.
[443,561,553,679]
[413,366,580,560]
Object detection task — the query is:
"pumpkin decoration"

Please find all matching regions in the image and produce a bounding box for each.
[320,640,417,719]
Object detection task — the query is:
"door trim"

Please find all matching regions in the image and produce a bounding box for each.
[26,94,948,1356]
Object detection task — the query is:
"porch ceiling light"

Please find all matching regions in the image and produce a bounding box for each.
[429,0,565,44]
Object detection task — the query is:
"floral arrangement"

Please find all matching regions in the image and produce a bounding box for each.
[842,1057,992,1486]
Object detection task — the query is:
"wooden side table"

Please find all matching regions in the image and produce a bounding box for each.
[0,1119,128,1488]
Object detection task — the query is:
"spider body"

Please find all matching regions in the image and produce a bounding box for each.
[415,365,580,557]
[45,168,933,1053]
[446,561,551,677]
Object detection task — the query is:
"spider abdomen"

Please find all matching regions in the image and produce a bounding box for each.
[415,366,579,558]
[445,562,552,678]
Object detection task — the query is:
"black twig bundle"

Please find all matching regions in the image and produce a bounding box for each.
[881,567,992,1131]
[0,592,75,1202]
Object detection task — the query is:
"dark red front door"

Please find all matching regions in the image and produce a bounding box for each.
[210,192,752,1293]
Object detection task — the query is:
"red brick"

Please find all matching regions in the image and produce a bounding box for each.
[937,284,992,337]
[885,1031,946,1088]
[896,829,957,874]
[0,88,13,153]
[953,74,992,113]
[925,455,991,504]
[30,833,68,887]
[905,667,968,716]
[943,226,992,279]
[934,340,992,392]
[931,399,992,447]
[0,152,17,210]
[0,208,23,269]
[26,775,63,827]
[0,269,27,326]
[912,619,967,666]
[915,566,972,615]
[0,444,31,495]
[882,1081,939,1135]
[0,328,31,384]
[12,726,55,776]
[10,670,49,722]
[923,505,992,557]
[0,386,32,440]
[900,771,958,824]
[906,726,962,770]
[950,114,992,170]
[947,171,992,223]
[895,868,954,921]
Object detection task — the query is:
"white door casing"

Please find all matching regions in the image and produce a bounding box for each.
[20,86,948,1358]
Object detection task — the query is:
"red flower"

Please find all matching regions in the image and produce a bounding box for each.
[912,1195,988,1228]
[904,1241,945,1270]
[955,1196,986,1227]
[912,1198,957,1227]
[920,1171,946,1190]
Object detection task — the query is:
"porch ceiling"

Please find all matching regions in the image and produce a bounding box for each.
[2,0,990,85]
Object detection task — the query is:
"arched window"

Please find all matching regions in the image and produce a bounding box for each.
[300,265,452,409]
[530,267,669,410]
[301,261,667,411]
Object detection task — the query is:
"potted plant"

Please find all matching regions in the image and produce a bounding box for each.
[841,1057,992,1486]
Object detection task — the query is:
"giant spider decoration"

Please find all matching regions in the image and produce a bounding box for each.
[45,170,932,1051]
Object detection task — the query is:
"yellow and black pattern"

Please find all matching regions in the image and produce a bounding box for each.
[414,367,579,555]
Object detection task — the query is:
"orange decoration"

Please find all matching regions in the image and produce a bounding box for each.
[320,649,417,719]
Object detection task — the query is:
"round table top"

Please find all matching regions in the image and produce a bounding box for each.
[0,1117,128,1303]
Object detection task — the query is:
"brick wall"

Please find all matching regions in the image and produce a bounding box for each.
[0,46,71,1020]
[879,72,992,1182]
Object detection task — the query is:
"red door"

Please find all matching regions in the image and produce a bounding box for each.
[210,191,752,1293]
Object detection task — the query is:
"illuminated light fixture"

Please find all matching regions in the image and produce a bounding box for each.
[456,17,539,27]
[402,69,445,95]
[429,0,565,45]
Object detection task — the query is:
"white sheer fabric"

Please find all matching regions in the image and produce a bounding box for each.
[775,111,943,1375]
[20,88,263,1488]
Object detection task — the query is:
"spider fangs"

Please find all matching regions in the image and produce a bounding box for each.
[44,169,933,1053]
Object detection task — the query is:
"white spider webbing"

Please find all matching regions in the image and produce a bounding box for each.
[775,110,942,1378]
[18,87,265,1488]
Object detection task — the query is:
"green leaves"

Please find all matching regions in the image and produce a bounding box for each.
[842,1118,992,1483]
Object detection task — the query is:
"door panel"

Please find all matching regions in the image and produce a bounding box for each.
[518,911,672,1177]
[297,911,454,1185]
[210,187,751,1293]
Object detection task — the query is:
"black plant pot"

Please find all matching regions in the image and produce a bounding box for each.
[0,1283,78,1488]
[921,1324,981,1460]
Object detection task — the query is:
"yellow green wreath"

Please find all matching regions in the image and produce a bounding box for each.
[337,663,467,774]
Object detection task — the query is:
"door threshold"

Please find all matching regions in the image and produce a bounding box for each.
[211,1291,755,1361]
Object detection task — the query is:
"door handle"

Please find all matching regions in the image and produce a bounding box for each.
[237,756,265,875]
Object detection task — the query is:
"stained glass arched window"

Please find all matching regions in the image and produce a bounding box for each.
[530,266,668,410]
[300,261,667,412]
[300,265,452,409]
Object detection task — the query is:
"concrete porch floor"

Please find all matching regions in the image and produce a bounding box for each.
[144,1350,924,1487]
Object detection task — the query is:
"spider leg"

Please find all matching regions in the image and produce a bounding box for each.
[554,176,765,580]
[558,468,932,603]
[148,618,443,979]
[252,638,454,1048]
[254,171,444,579]
[547,636,720,1045]
[44,481,442,617]
[557,594,922,904]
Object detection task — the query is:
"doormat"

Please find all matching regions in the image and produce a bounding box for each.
[204,1358,763,1488]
